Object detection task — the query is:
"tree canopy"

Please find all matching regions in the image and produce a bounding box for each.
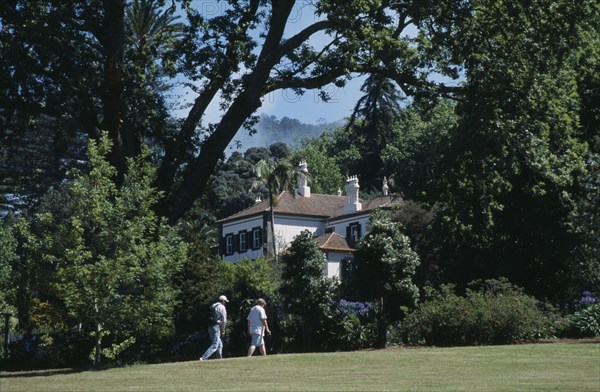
[1,0,461,222]
[13,134,187,367]
[422,0,599,300]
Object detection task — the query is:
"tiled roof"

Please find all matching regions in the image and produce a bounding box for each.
[314,232,355,252]
[217,191,404,223]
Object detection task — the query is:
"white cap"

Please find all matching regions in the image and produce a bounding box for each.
[219,295,229,303]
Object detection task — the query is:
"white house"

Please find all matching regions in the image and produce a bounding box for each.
[217,161,403,280]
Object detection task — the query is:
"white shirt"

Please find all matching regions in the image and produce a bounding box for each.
[247,305,267,335]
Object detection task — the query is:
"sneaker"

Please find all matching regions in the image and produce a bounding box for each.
[199,358,205,361]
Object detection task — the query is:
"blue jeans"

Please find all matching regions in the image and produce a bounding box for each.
[201,324,222,360]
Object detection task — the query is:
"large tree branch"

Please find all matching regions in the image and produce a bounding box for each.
[253,0,295,75]
[158,0,297,222]
[359,65,463,99]
[158,0,463,222]
[275,20,332,59]
[272,61,462,101]
[269,68,347,92]
[155,0,261,194]
[273,35,341,84]
[159,88,264,222]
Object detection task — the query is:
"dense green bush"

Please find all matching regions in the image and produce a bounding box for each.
[400,278,556,346]
[277,299,377,352]
[554,304,600,338]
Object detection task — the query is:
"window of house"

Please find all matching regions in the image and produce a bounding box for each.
[239,230,247,252]
[225,234,234,255]
[346,222,361,245]
[252,227,262,249]
[350,225,358,242]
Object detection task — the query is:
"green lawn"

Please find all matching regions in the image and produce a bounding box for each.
[1,341,599,391]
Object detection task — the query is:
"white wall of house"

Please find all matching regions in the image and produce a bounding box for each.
[326,214,371,238]
[273,215,325,253]
[222,215,263,235]
[222,215,264,262]
[326,261,339,279]
[323,251,352,279]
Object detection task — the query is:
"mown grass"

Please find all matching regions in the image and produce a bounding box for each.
[1,341,599,391]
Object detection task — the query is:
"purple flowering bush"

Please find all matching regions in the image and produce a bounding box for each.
[334,300,377,349]
[580,291,597,307]
[554,291,600,338]
[337,300,374,319]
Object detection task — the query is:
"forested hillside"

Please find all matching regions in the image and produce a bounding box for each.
[231,114,342,151]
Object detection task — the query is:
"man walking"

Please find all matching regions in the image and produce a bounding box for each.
[246,298,271,356]
[200,295,228,361]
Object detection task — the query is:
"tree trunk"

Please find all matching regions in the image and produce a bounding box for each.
[158,88,264,222]
[376,296,386,349]
[102,0,125,167]
[94,298,102,368]
[102,0,141,184]
[94,321,102,368]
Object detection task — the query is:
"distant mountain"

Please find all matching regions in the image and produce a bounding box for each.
[227,113,344,152]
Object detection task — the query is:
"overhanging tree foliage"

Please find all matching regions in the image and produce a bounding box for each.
[1,0,459,223]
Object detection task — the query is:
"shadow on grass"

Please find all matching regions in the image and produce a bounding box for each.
[0,368,86,378]
[0,362,130,378]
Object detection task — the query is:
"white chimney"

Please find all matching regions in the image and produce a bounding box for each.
[255,196,262,204]
[296,160,310,197]
[343,175,362,214]
[382,177,389,196]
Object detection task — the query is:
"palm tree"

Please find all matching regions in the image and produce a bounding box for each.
[345,74,403,190]
[253,159,298,263]
[125,0,184,55]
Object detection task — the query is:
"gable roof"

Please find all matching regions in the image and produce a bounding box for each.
[217,191,404,224]
[314,232,355,253]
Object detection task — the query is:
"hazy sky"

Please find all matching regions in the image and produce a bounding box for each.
[173,1,365,126]
[173,1,460,131]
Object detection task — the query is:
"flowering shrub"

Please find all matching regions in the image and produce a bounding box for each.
[555,291,600,338]
[323,300,377,350]
[337,300,374,319]
[580,291,597,307]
